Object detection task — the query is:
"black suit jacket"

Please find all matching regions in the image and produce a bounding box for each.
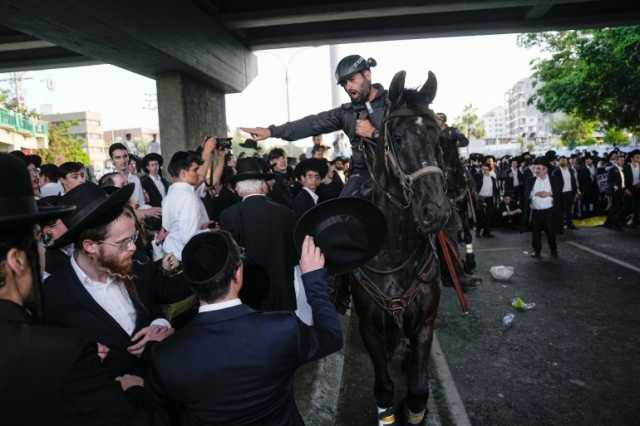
[504,168,524,193]
[149,269,342,426]
[220,195,298,311]
[0,300,165,426]
[607,165,625,193]
[43,253,191,377]
[293,188,317,219]
[269,171,295,209]
[577,166,598,200]
[551,167,578,193]
[140,175,170,208]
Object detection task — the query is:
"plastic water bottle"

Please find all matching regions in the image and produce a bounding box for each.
[502,313,515,329]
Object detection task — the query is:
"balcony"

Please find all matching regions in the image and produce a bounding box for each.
[0,107,48,137]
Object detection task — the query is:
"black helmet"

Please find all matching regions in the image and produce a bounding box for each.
[335,55,377,85]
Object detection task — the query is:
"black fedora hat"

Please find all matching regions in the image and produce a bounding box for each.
[294,158,329,179]
[533,157,549,167]
[230,157,274,183]
[53,182,134,248]
[294,197,387,274]
[0,154,75,228]
[239,138,262,151]
[142,153,163,171]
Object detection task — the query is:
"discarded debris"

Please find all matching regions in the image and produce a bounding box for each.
[502,313,515,329]
[511,297,536,311]
[490,265,514,281]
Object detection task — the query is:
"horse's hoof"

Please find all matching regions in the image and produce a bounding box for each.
[378,407,398,425]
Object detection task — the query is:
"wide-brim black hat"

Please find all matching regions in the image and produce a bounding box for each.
[239,138,261,151]
[294,158,329,179]
[53,182,134,248]
[0,154,75,228]
[533,157,550,167]
[231,157,274,183]
[294,197,387,274]
[142,153,163,170]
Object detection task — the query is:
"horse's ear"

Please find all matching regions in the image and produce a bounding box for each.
[389,71,406,106]
[419,71,437,105]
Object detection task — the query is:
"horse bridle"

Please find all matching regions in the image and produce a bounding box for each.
[365,101,445,210]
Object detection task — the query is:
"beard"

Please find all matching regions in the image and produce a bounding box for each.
[98,248,134,282]
[347,79,371,103]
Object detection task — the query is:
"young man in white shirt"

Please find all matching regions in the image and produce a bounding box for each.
[529,158,558,259]
[39,164,64,197]
[148,134,161,154]
[109,143,161,221]
[162,151,212,260]
[58,162,86,194]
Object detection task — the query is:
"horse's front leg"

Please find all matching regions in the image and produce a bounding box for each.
[405,319,435,426]
[359,316,397,425]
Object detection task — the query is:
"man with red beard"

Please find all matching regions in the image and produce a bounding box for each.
[43,182,183,377]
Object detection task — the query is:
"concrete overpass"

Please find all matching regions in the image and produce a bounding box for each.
[0,0,638,157]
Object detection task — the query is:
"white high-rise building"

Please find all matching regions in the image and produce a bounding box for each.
[481,106,508,144]
[505,77,563,146]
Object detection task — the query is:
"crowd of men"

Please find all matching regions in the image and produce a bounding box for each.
[2,51,639,426]
[465,148,640,257]
[0,136,356,425]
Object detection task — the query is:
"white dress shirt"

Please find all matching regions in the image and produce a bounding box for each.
[40,181,63,197]
[631,163,640,186]
[511,168,519,187]
[70,256,169,335]
[303,186,319,204]
[126,173,150,209]
[149,174,166,199]
[530,176,553,210]
[162,182,210,260]
[198,298,242,313]
[148,140,161,154]
[616,165,625,189]
[560,167,572,192]
[479,175,494,197]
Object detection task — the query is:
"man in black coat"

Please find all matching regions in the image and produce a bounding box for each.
[149,231,343,426]
[577,156,599,218]
[140,153,171,231]
[43,183,188,378]
[268,148,296,209]
[606,155,627,230]
[551,156,579,230]
[623,150,640,227]
[0,153,165,426]
[472,162,499,238]
[292,159,328,220]
[220,158,298,311]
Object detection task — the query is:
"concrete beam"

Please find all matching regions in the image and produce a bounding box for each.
[0,0,257,93]
[221,0,592,29]
[156,72,227,161]
[0,46,99,73]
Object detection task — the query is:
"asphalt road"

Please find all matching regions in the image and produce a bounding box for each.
[436,225,640,426]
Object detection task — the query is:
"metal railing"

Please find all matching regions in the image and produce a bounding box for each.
[0,106,48,137]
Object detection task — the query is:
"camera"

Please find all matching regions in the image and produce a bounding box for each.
[216,137,233,150]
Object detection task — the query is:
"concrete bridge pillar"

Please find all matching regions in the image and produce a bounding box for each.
[156,72,227,160]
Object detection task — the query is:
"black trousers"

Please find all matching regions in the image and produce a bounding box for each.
[477,196,495,234]
[607,190,625,227]
[560,191,575,226]
[531,208,557,254]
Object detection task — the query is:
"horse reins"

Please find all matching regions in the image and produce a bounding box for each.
[363,103,446,210]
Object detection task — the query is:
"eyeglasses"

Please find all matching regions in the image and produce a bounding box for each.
[99,230,139,250]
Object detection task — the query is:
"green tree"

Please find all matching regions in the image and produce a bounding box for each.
[603,127,629,146]
[452,104,485,139]
[518,26,640,132]
[552,114,597,149]
[37,121,89,165]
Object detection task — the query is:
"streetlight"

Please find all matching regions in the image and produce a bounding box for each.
[269,47,316,122]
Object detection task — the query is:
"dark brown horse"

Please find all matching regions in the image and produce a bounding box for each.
[351,70,450,425]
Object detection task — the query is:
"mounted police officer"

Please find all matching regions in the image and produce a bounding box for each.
[241,55,385,197]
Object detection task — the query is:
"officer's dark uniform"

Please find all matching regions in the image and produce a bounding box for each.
[268,56,385,198]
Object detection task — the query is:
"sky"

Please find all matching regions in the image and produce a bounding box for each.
[0,33,543,134]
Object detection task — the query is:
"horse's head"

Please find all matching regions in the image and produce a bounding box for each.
[382,70,450,234]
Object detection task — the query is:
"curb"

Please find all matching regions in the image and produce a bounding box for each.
[300,311,351,426]
[431,332,472,426]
